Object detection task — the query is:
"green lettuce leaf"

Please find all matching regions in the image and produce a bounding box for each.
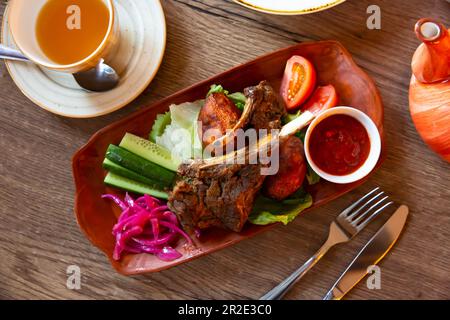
[149,111,171,142]
[208,84,246,111]
[248,190,313,226]
[283,110,302,124]
[155,100,204,160]
[227,92,246,111]
[208,84,229,96]
[306,163,321,185]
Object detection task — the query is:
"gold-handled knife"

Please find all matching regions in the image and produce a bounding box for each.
[323,205,409,300]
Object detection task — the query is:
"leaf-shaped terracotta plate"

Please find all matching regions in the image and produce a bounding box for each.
[72,40,384,275]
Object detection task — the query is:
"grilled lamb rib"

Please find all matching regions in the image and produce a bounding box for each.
[168,81,313,233]
[210,81,286,149]
[169,161,265,232]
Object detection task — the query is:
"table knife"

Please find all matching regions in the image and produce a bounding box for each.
[323,205,409,300]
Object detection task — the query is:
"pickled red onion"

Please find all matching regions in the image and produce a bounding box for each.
[102,193,192,261]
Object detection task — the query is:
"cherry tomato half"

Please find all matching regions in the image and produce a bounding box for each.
[301,84,338,116]
[280,55,316,111]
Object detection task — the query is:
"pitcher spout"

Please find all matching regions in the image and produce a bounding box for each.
[412,18,450,84]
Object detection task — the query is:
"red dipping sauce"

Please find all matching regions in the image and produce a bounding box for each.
[309,114,371,176]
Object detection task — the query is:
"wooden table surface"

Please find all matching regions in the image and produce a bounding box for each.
[1,0,449,300]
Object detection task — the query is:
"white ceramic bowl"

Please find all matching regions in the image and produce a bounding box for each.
[304,107,381,184]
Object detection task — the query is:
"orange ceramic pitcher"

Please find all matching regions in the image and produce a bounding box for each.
[409,18,450,162]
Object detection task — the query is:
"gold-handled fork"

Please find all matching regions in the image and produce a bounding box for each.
[260,187,393,300]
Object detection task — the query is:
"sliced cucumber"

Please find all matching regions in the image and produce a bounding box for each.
[105,144,175,186]
[149,111,171,142]
[104,172,169,199]
[119,133,181,172]
[103,158,171,190]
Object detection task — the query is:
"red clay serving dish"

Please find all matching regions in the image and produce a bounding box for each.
[72,40,384,275]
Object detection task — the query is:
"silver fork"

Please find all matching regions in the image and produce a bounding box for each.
[260,187,393,300]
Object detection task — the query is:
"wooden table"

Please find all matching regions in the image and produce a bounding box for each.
[0,0,449,300]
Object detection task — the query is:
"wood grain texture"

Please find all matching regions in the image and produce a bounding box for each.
[0,0,449,300]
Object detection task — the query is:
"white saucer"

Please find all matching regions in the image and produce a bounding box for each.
[1,0,166,118]
[233,0,345,15]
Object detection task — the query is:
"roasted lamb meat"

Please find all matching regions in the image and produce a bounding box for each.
[199,92,242,147]
[245,81,287,130]
[168,81,313,233]
[211,81,287,149]
[169,161,265,232]
[263,136,307,201]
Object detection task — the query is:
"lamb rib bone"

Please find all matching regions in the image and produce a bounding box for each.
[198,111,315,169]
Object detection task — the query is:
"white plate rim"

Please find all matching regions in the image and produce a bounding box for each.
[233,0,346,15]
